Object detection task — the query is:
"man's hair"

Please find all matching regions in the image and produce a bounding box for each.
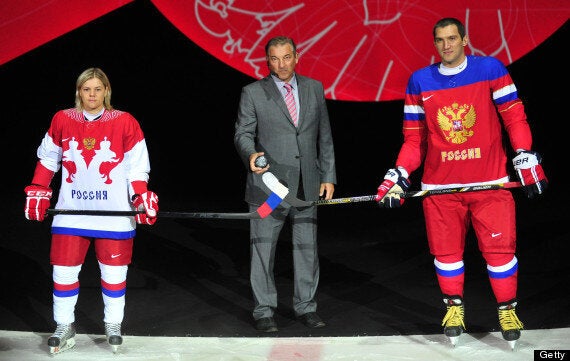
[433,18,466,39]
[75,67,113,112]
[265,36,297,56]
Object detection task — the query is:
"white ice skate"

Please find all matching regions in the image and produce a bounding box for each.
[47,323,76,355]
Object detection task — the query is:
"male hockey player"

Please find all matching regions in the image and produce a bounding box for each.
[375,18,548,349]
[24,67,159,354]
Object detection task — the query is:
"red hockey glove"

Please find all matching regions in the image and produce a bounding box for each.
[132,191,159,225]
[512,150,548,199]
[376,168,411,208]
[24,185,53,221]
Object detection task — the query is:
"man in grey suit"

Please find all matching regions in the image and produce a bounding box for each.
[234,36,336,332]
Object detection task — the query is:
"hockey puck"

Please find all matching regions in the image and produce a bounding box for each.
[255,155,268,168]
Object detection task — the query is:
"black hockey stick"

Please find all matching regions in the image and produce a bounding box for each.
[47,173,290,220]
[47,209,263,220]
[261,172,521,208]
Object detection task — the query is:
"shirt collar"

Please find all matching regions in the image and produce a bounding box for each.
[271,74,298,90]
[439,56,468,76]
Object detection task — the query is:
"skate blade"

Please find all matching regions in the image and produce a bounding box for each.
[49,337,76,355]
[107,337,122,353]
[448,335,459,347]
[508,340,517,350]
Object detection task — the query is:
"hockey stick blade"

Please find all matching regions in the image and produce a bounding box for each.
[261,172,522,207]
[46,177,290,220]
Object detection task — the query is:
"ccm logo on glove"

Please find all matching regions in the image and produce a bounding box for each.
[24,184,53,221]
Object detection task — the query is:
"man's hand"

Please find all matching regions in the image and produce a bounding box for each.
[250,152,269,174]
[24,185,52,221]
[512,150,548,199]
[132,191,159,225]
[376,168,411,208]
[319,182,335,200]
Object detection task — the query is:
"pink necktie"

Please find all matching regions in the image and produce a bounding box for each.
[284,83,298,126]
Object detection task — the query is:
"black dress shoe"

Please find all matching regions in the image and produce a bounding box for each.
[298,312,326,328]
[255,317,278,332]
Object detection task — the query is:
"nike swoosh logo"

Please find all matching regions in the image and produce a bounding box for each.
[491,233,502,238]
[422,95,434,101]
[111,254,121,258]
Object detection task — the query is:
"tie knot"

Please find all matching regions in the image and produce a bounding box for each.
[284,83,292,93]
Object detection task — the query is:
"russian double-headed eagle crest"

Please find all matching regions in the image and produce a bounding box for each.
[83,137,96,150]
[437,102,476,144]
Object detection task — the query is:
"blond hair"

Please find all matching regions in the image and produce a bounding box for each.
[74,67,113,112]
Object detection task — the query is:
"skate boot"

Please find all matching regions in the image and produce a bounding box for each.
[498,299,523,350]
[105,322,123,353]
[47,323,76,355]
[441,295,465,347]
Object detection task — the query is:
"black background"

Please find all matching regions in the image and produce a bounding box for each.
[0,0,568,337]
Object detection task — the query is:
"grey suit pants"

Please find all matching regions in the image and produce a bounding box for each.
[248,204,319,320]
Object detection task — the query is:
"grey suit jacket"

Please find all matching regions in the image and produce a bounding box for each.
[234,74,336,205]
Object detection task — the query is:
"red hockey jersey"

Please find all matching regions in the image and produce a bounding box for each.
[396,55,533,189]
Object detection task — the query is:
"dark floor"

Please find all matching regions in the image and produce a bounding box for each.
[2,187,569,338]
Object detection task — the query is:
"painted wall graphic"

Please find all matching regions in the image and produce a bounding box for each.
[2,0,568,101]
[0,0,134,66]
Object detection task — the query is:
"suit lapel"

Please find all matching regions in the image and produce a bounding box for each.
[261,76,298,128]
[296,75,308,128]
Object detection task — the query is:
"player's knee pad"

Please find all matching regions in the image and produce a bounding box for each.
[482,253,516,268]
[434,253,463,264]
[53,264,82,285]
[99,262,128,284]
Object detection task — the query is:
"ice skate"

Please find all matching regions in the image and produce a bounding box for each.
[498,299,523,350]
[441,296,465,347]
[105,322,123,353]
[47,323,76,355]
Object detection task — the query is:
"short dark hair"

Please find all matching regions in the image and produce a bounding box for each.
[433,18,466,39]
[265,36,297,56]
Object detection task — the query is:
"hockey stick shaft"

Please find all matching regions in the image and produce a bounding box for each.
[401,182,521,198]
[46,174,291,220]
[262,172,521,207]
[47,209,261,219]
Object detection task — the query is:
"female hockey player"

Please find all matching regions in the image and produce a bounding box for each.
[24,67,159,354]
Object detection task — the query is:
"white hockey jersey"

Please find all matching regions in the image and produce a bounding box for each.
[36,108,151,239]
